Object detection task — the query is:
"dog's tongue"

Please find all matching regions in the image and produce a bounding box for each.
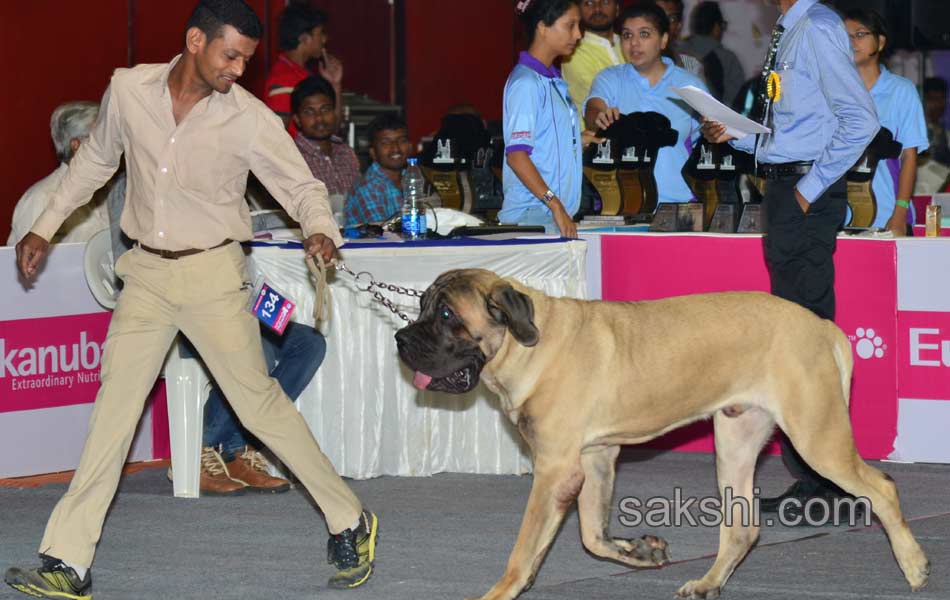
[412,371,433,390]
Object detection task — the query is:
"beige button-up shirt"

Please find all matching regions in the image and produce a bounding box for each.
[31,55,342,249]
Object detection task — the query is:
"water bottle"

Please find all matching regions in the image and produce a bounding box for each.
[401,158,427,239]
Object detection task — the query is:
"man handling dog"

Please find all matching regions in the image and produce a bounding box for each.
[396,269,929,599]
[6,1,377,597]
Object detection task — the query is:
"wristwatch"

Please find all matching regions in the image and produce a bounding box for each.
[540,189,556,205]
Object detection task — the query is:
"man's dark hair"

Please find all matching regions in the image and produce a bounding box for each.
[367,113,408,145]
[658,0,684,16]
[517,0,579,46]
[691,1,724,36]
[843,7,889,62]
[279,4,328,51]
[619,2,670,37]
[185,0,263,41]
[924,77,948,96]
[291,75,337,114]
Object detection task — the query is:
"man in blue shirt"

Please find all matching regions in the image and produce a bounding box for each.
[703,0,878,519]
[343,114,410,226]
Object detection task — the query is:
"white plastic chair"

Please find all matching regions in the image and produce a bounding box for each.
[82,229,119,310]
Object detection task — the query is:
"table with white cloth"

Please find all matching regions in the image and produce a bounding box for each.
[170,237,588,480]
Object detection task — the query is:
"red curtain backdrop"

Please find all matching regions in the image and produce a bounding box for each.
[0,0,520,243]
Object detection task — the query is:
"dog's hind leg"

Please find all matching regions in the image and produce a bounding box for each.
[577,445,672,568]
[780,393,930,592]
[469,459,584,600]
[677,407,775,599]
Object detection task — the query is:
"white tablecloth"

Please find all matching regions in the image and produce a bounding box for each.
[235,238,587,478]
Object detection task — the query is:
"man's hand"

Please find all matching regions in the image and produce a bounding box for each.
[794,188,810,214]
[594,107,621,131]
[549,199,577,239]
[303,233,337,264]
[581,130,605,148]
[15,232,49,280]
[701,119,735,144]
[318,50,344,87]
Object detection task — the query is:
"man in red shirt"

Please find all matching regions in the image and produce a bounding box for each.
[265,4,343,135]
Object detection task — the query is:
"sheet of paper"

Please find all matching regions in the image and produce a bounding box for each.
[670,85,771,139]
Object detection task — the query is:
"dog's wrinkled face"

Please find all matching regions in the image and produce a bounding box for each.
[395,269,539,394]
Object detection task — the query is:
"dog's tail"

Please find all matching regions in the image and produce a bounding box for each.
[829,323,854,408]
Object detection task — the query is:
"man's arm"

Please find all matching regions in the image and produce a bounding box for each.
[249,104,343,253]
[796,22,879,203]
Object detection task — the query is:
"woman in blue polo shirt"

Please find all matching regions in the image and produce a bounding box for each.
[584,3,707,204]
[844,8,928,235]
[500,0,584,237]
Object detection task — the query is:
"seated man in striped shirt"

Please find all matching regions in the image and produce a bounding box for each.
[292,76,361,206]
[343,114,410,226]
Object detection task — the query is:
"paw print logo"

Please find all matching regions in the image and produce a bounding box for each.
[854,327,885,359]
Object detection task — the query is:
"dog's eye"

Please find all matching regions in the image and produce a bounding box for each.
[440,306,453,320]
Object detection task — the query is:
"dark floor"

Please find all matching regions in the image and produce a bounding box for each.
[1,450,946,599]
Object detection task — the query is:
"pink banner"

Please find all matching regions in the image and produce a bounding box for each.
[898,311,950,400]
[601,235,899,459]
[1,313,110,413]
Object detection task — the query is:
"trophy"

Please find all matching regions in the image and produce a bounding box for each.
[421,113,493,214]
[846,127,902,228]
[583,133,623,215]
[682,140,749,232]
[616,112,677,218]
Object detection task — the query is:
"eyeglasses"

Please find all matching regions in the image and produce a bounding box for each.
[582,0,616,7]
[668,13,683,24]
[849,30,873,41]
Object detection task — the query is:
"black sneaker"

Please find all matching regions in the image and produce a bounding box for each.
[4,555,92,599]
[327,510,378,589]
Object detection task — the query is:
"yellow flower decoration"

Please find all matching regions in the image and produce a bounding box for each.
[766,71,782,103]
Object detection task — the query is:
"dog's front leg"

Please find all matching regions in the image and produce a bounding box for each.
[467,462,584,600]
[577,445,672,568]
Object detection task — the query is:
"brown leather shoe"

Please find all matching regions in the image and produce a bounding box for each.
[225,446,291,494]
[198,446,247,496]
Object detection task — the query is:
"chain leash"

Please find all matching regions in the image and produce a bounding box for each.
[335,261,424,323]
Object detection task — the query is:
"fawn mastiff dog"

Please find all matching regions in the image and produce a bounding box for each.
[395,268,930,600]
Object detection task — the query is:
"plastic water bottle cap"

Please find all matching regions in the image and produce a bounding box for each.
[407,157,418,166]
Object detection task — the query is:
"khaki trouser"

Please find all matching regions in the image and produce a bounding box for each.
[39,243,361,567]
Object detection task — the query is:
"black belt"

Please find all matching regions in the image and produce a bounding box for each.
[755,161,813,180]
[139,239,233,260]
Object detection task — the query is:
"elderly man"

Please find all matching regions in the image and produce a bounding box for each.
[7,102,110,245]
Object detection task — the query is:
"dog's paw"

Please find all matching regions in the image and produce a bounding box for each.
[676,579,721,599]
[908,559,930,592]
[616,534,672,566]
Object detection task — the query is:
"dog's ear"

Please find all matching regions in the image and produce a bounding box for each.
[487,283,539,347]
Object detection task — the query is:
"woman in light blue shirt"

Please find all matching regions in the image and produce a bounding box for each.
[844,8,928,234]
[584,2,707,204]
[501,0,587,237]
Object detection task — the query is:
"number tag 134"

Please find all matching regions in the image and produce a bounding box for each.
[250,279,296,335]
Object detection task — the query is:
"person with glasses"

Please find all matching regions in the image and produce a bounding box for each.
[584,3,707,204]
[680,1,745,105]
[561,0,622,117]
[844,8,928,235]
[655,0,703,78]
